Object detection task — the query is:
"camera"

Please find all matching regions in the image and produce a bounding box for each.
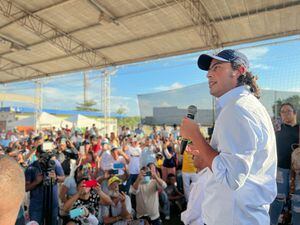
[39,151,56,173]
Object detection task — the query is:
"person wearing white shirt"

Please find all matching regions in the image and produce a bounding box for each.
[160,124,169,139]
[111,147,129,175]
[140,138,156,169]
[171,124,180,140]
[99,139,114,171]
[124,140,142,193]
[180,49,277,225]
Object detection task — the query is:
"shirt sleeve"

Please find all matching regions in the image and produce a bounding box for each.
[55,160,65,176]
[125,195,132,214]
[101,205,109,217]
[211,106,262,191]
[63,177,71,188]
[129,185,139,195]
[25,167,35,183]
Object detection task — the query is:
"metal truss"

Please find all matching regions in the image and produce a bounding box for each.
[0,0,113,68]
[180,0,221,49]
[101,69,117,134]
[34,80,42,130]
[0,56,45,82]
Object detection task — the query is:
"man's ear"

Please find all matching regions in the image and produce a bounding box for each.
[237,65,247,75]
[232,65,246,77]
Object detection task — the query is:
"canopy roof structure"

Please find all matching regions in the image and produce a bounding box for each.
[0,0,299,84]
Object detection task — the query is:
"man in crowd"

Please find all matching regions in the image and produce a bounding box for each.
[140,138,157,168]
[269,103,299,225]
[102,176,132,225]
[25,145,65,225]
[130,165,167,225]
[124,138,142,193]
[180,49,277,225]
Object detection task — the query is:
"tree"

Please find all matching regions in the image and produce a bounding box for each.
[117,116,141,129]
[76,100,99,112]
[272,95,300,121]
[116,106,127,116]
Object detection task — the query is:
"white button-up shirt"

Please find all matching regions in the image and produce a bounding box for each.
[202,86,277,225]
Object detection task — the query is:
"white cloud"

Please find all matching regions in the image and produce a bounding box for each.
[240,47,269,61]
[110,96,138,116]
[251,63,270,70]
[154,82,184,91]
[111,96,134,101]
[159,101,171,107]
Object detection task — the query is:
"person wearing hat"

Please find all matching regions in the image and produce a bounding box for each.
[99,138,114,171]
[102,176,132,225]
[269,103,300,225]
[180,49,277,225]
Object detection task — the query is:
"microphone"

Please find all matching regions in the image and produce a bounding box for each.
[180,105,197,154]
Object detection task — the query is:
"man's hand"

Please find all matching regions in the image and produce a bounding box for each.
[94,183,102,194]
[186,145,201,156]
[119,191,126,203]
[35,173,44,185]
[48,171,57,180]
[137,170,146,181]
[82,206,90,217]
[180,117,200,140]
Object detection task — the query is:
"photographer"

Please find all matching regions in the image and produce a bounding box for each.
[130,165,167,225]
[102,176,132,225]
[25,145,65,225]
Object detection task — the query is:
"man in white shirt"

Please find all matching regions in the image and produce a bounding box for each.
[124,139,142,193]
[180,49,277,225]
[99,138,114,171]
[160,124,170,139]
[140,138,156,168]
[130,166,167,225]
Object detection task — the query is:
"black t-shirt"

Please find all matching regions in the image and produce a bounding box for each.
[276,124,299,169]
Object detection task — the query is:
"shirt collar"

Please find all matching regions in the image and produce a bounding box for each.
[216,86,250,111]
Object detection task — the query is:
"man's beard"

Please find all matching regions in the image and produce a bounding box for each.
[109,190,119,198]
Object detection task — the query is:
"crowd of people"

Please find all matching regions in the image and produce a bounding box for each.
[0,105,299,225]
[1,123,197,225]
[1,49,300,225]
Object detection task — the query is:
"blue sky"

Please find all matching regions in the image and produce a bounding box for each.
[2,35,300,116]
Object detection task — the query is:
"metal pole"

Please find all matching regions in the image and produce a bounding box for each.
[34,80,42,131]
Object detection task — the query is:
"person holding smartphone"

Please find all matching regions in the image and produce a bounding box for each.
[130,165,167,225]
[63,177,112,225]
[102,176,132,225]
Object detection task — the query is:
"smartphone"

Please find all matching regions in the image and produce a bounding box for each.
[109,169,119,175]
[145,171,151,176]
[42,142,54,151]
[69,207,85,218]
[113,163,124,169]
[79,146,85,155]
[83,180,98,188]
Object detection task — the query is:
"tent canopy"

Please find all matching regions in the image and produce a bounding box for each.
[7,112,72,129]
[67,114,98,128]
[0,0,299,83]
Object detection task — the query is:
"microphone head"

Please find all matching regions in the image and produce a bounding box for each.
[187,105,197,116]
